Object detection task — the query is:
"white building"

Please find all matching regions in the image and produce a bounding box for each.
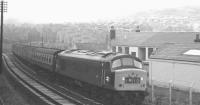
[149,44,200,91]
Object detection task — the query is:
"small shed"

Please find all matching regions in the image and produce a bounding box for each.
[149,44,200,91]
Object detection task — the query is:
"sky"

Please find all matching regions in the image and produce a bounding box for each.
[4,0,200,24]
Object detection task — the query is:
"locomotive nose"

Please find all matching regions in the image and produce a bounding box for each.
[114,69,147,91]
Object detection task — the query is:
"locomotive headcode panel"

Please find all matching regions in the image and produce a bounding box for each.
[111,56,147,91]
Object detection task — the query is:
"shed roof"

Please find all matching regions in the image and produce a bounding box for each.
[141,32,197,47]
[150,44,200,63]
[112,32,156,47]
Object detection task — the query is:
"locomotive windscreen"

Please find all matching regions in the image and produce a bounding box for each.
[112,57,142,70]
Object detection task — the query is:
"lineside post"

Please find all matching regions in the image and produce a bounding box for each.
[151,80,154,103]
[169,80,173,105]
[189,82,194,105]
[0,1,7,74]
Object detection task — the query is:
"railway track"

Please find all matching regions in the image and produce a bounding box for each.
[11,54,103,105]
[0,97,4,105]
[3,54,103,105]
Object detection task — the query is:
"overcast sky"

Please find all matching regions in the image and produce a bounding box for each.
[5,0,200,23]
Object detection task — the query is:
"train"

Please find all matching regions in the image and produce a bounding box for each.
[12,44,148,105]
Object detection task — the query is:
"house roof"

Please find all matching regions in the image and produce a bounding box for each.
[113,32,198,47]
[141,32,197,47]
[150,44,200,63]
[112,32,156,47]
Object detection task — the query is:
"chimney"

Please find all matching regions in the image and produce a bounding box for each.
[110,26,116,40]
[135,25,140,32]
[194,34,200,42]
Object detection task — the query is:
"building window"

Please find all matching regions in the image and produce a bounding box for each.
[125,47,129,54]
[148,48,154,57]
[131,52,136,57]
[118,47,122,53]
[112,46,116,52]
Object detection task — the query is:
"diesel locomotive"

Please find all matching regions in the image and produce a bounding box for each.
[12,44,148,105]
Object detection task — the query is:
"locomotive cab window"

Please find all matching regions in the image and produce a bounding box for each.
[112,59,121,69]
[134,60,142,69]
[112,57,142,70]
[122,58,133,66]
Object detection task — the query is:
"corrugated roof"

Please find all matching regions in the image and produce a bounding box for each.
[150,44,200,63]
[142,32,197,47]
[113,32,198,47]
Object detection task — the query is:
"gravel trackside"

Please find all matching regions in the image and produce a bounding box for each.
[0,73,30,105]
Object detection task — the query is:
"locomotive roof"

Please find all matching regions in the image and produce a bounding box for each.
[58,49,136,62]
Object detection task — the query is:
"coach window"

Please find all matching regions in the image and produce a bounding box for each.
[38,53,40,60]
[48,57,50,63]
[40,54,42,60]
[45,55,48,63]
[45,55,46,62]
[44,55,46,62]
[43,56,45,62]
[45,56,47,62]
[46,56,48,62]
[37,53,39,59]
[48,58,50,64]
[40,54,43,62]
[45,56,47,63]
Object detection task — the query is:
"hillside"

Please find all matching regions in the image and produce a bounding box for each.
[114,6,200,32]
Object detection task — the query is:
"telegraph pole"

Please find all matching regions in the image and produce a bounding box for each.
[0,1,7,74]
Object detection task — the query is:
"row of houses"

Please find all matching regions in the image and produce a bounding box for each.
[111,31,200,90]
[111,31,199,60]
